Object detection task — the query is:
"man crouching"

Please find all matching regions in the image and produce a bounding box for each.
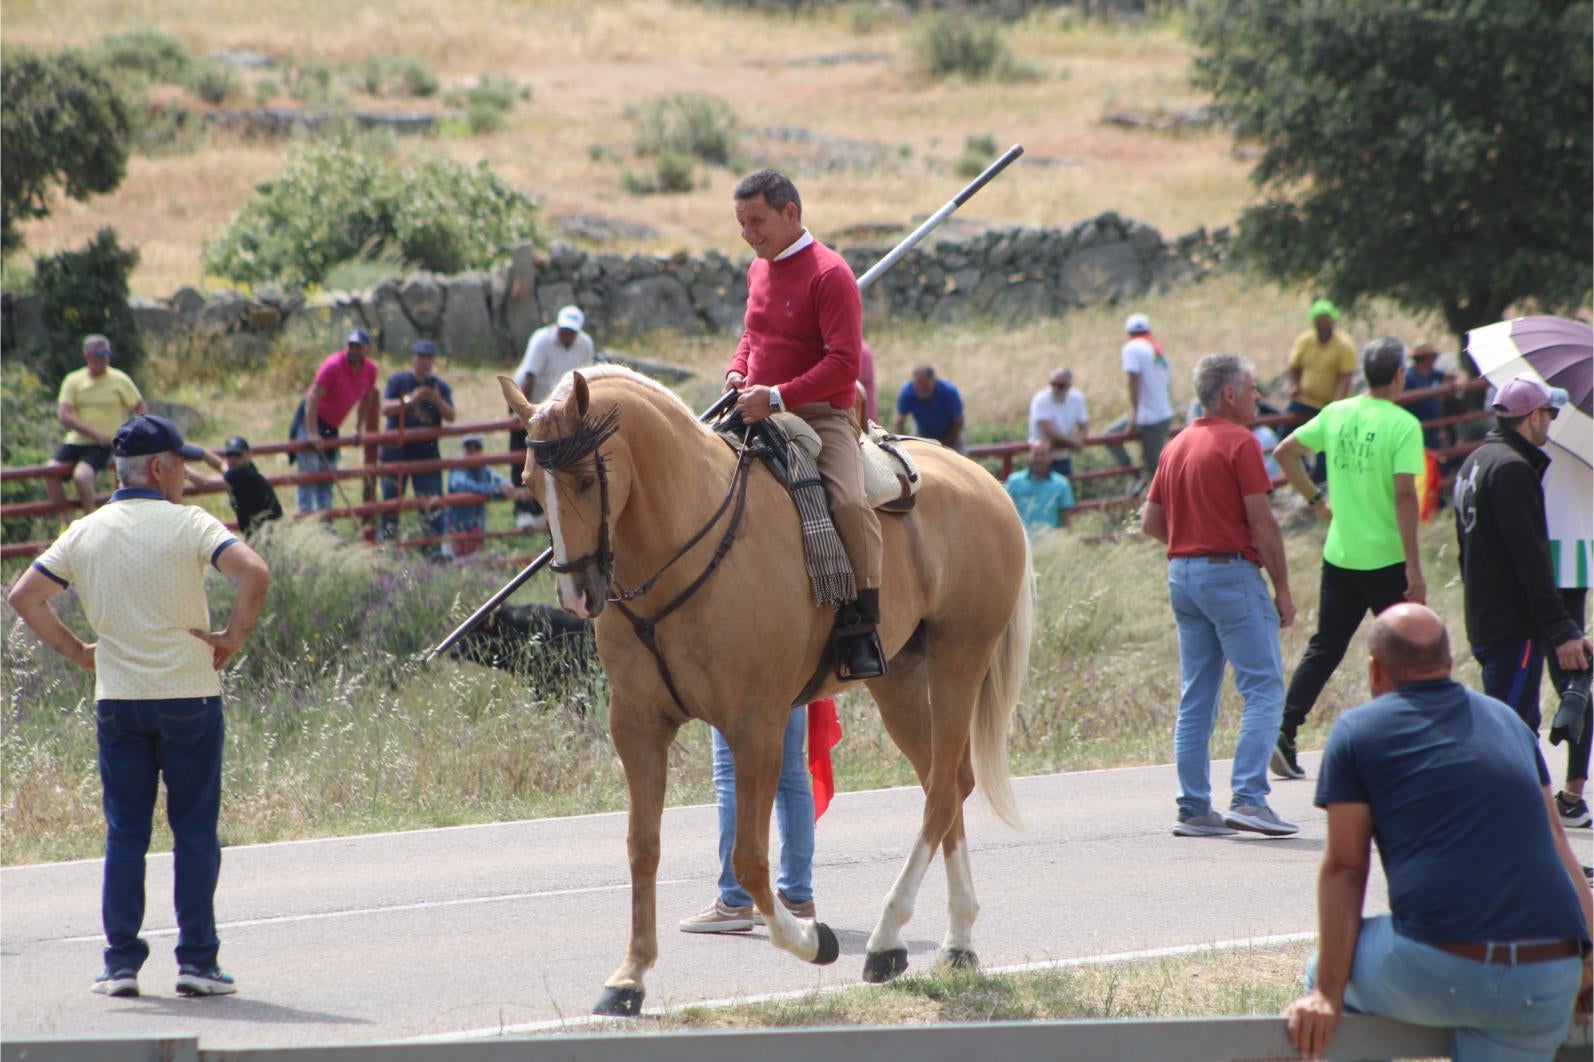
[1286,603,1591,1061]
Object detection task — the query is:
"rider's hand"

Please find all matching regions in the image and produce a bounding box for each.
[735,385,774,423]
[725,372,747,392]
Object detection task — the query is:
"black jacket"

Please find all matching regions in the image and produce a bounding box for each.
[1452,428,1579,647]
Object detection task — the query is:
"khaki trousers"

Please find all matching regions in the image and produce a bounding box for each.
[792,401,882,590]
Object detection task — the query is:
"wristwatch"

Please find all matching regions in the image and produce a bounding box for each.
[1308,490,1326,507]
[769,386,784,413]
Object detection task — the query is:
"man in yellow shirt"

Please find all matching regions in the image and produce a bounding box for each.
[46,335,147,515]
[1288,299,1357,484]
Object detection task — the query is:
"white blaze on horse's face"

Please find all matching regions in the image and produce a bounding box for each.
[544,470,593,618]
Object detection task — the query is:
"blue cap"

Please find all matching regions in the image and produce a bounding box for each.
[113,414,205,460]
[410,339,439,357]
[347,328,372,346]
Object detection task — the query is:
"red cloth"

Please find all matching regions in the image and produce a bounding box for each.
[1146,417,1273,565]
[308,349,378,429]
[727,241,862,410]
[807,698,842,820]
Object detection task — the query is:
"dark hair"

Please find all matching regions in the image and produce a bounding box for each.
[1497,413,1531,432]
[733,169,801,217]
[1362,337,1405,388]
[1369,615,1451,681]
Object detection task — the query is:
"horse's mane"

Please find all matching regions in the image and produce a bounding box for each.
[531,363,712,438]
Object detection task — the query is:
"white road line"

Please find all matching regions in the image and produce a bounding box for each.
[0,759,1204,874]
[402,931,1318,1042]
[42,878,696,945]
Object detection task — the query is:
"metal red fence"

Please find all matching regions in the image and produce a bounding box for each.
[0,380,1491,559]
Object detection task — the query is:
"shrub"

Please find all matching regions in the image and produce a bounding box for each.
[467,100,505,135]
[360,56,439,99]
[26,228,144,384]
[202,144,542,288]
[286,60,339,106]
[628,93,738,166]
[398,58,439,98]
[91,29,192,84]
[957,132,1000,178]
[254,78,280,106]
[652,151,697,193]
[467,75,521,114]
[1,50,132,254]
[188,63,238,105]
[914,14,1013,80]
[131,103,205,157]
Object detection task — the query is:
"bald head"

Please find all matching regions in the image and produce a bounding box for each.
[1369,603,1452,686]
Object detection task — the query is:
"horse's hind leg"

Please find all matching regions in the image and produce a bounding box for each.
[860,638,984,981]
[727,716,840,968]
[593,700,676,1016]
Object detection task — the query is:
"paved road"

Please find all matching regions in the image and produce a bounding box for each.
[3,747,1583,1047]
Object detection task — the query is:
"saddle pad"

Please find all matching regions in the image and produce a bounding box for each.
[768,413,919,511]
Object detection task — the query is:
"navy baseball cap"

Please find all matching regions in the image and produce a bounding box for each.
[222,435,250,456]
[347,328,372,346]
[411,339,439,357]
[113,414,206,460]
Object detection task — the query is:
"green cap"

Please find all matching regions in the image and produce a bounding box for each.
[1309,298,1339,321]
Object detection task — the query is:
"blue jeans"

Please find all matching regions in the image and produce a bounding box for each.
[1307,915,1582,1062]
[294,424,338,513]
[712,706,814,907]
[97,697,225,973]
[1474,639,1546,733]
[379,467,444,545]
[1168,556,1284,816]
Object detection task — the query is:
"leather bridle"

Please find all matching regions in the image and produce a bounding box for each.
[531,408,756,719]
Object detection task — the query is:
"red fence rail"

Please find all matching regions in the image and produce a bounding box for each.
[1,381,1492,559]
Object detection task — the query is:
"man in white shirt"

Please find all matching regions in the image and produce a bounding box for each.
[508,305,595,530]
[1107,311,1175,495]
[1027,368,1089,479]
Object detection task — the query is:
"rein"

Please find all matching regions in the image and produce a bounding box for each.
[532,406,756,718]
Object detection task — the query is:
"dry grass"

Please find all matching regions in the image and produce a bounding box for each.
[6,1,1250,294]
[577,940,1317,1031]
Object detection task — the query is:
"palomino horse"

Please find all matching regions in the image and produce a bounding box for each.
[500,366,1032,1016]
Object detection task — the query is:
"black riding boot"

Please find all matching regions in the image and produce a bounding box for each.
[837,588,888,680]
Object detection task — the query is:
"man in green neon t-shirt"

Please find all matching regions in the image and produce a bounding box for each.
[1271,337,1428,778]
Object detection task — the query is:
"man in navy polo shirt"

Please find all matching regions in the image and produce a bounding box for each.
[1285,603,1590,1061]
[379,339,456,551]
[7,415,270,999]
[893,364,965,453]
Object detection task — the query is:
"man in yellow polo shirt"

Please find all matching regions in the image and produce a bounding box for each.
[1288,300,1358,485]
[7,414,269,1000]
[45,335,147,515]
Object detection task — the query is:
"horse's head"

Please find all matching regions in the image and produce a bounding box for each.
[500,371,623,619]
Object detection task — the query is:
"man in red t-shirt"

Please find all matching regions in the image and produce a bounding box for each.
[724,169,885,681]
[293,329,380,514]
[1141,354,1299,839]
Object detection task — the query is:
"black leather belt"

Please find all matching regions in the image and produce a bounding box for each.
[1430,939,1581,965]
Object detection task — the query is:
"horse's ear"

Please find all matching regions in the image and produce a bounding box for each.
[498,375,536,425]
[569,372,590,418]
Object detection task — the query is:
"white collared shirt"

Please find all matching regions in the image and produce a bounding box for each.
[775,229,814,261]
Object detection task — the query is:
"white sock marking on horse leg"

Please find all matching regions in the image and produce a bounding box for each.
[866,836,934,955]
[941,839,979,954]
[764,899,820,962]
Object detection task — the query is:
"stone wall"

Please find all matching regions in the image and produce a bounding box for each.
[1,213,1227,363]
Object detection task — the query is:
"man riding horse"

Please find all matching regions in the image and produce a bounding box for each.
[724,169,887,680]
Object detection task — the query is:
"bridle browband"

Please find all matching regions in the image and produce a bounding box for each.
[529,403,755,719]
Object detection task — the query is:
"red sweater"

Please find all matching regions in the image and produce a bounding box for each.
[728,239,861,410]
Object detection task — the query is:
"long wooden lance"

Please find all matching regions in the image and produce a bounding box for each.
[425,144,1024,661]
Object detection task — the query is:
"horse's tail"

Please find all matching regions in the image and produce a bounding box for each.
[971,534,1032,831]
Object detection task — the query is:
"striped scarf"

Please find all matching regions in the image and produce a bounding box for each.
[766,423,856,609]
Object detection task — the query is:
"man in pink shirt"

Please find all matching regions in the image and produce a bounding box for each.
[293,329,380,514]
[725,169,885,680]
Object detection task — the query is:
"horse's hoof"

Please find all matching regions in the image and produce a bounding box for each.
[940,948,979,971]
[862,947,909,983]
[592,985,644,1016]
[812,922,840,966]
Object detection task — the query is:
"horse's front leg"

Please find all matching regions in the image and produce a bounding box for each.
[593,702,676,1016]
[729,725,839,968]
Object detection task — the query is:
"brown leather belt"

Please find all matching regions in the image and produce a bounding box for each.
[1430,939,1581,964]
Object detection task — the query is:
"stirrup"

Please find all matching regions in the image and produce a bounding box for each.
[837,627,887,681]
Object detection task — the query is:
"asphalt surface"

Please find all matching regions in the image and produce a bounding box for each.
[3,746,1585,1047]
